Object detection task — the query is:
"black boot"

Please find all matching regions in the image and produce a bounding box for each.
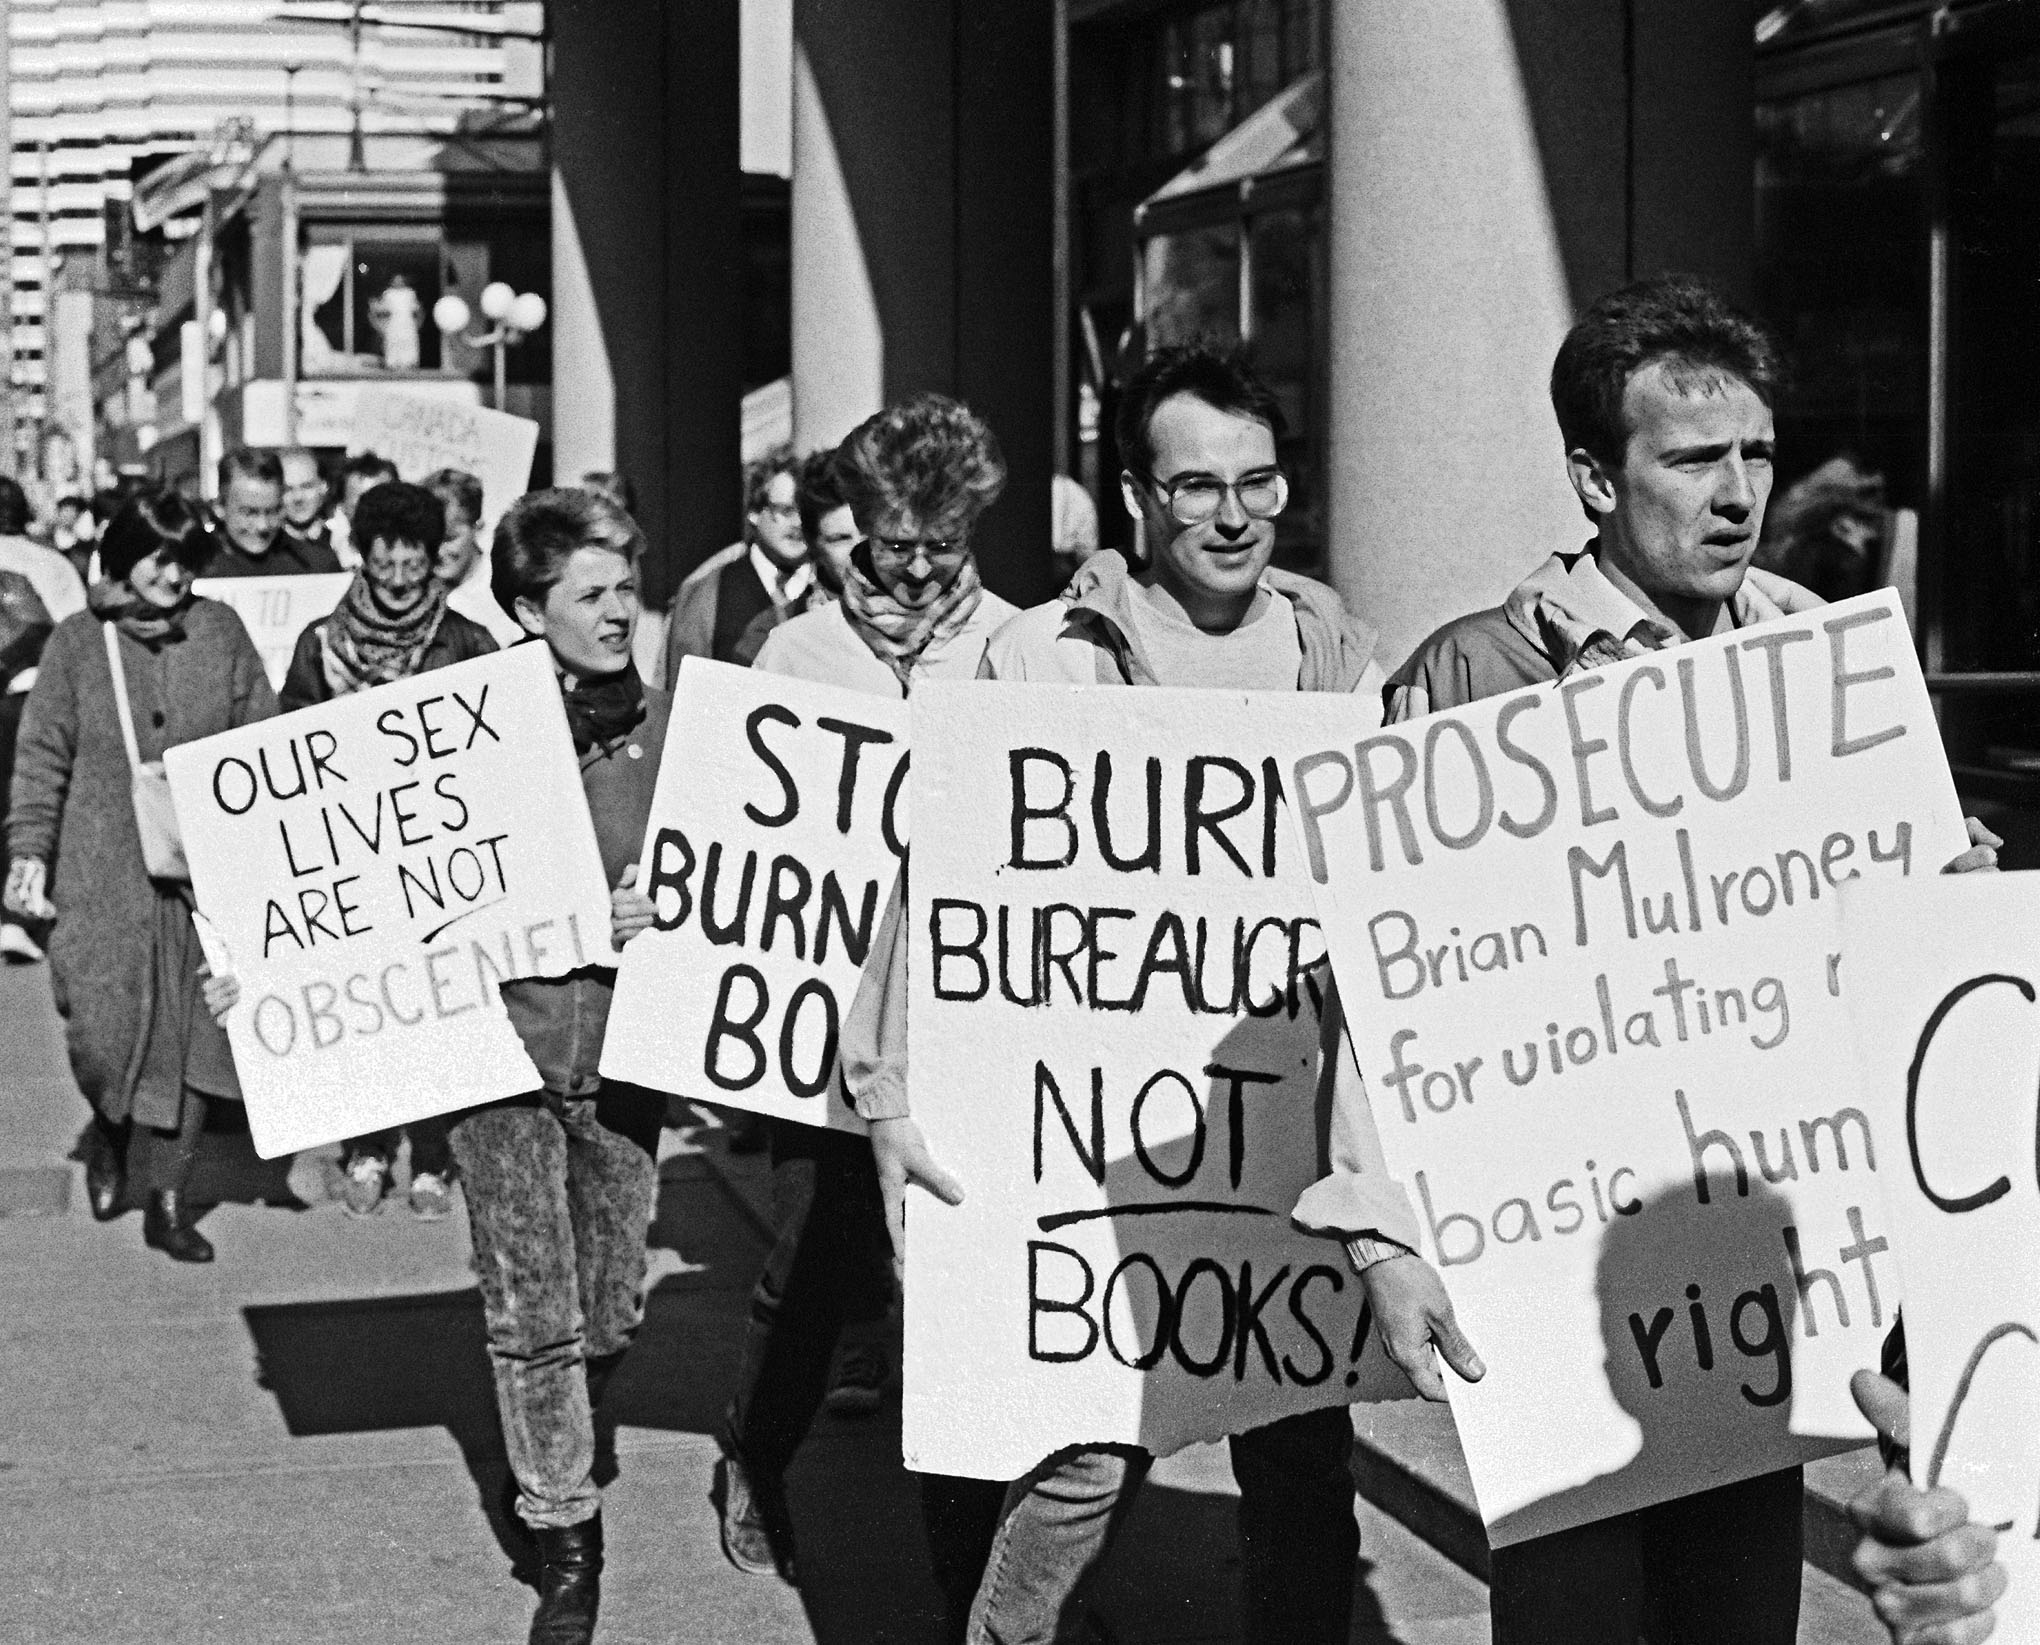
[142,1190,213,1263]
[528,1513,602,1645]
[83,1123,126,1221]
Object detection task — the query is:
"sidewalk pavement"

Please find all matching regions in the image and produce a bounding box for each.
[0,960,1505,1644]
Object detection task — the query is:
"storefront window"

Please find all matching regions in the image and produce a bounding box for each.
[1138,0,1321,169]
[1143,224,1241,347]
[1249,206,1320,564]
[303,230,446,374]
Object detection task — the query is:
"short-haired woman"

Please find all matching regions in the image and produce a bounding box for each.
[461,487,667,1644]
[4,490,275,1261]
[280,478,499,1219]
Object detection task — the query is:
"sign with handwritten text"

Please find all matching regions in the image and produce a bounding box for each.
[1844,873,2040,1639]
[1296,589,1965,1544]
[602,658,905,1130]
[163,644,613,1157]
[195,572,351,690]
[350,386,537,540]
[904,681,1412,1481]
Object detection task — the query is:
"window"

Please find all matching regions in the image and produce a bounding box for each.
[302,227,447,374]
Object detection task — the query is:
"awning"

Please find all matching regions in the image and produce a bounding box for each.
[1135,71,1322,234]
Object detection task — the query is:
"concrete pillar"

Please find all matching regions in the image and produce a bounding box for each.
[789,0,1057,609]
[1325,0,1755,668]
[550,0,742,606]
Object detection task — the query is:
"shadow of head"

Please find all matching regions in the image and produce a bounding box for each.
[1593,1176,1800,1452]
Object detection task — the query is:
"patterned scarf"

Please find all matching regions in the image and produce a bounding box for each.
[88,579,189,647]
[838,555,985,689]
[319,570,448,697]
[562,660,646,754]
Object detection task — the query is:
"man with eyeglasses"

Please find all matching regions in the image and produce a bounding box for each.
[659,444,814,684]
[861,345,1388,1643]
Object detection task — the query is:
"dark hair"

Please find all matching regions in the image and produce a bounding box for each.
[0,476,28,536]
[743,444,800,516]
[423,467,484,527]
[340,451,400,490]
[1114,344,1286,484]
[218,446,283,495]
[796,445,847,541]
[1550,275,1782,465]
[352,481,447,558]
[581,470,636,514]
[101,489,213,583]
[491,487,643,615]
[833,395,1006,531]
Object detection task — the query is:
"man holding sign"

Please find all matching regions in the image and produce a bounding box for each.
[1309,277,2000,1642]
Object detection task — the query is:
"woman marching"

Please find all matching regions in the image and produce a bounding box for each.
[3,490,274,1261]
[451,487,669,1645]
[279,479,498,1220]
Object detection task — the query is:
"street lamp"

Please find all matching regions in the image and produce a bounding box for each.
[433,281,546,412]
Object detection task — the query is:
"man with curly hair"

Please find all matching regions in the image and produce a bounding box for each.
[659,444,815,680]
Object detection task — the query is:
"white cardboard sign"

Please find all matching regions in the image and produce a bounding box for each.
[349,385,538,539]
[163,645,615,1157]
[195,573,352,690]
[601,657,906,1129]
[1294,589,1966,1544]
[1843,873,2040,1638]
[904,681,1413,1482]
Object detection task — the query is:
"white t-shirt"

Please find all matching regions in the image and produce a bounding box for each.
[1120,580,1303,691]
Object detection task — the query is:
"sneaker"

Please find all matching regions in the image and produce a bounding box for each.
[408,1171,453,1220]
[0,923,42,964]
[341,1154,390,1218]
[823,1343,887,1417]
[713,1453,796,1583]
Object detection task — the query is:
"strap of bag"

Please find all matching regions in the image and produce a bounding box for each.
[102,620,143,770]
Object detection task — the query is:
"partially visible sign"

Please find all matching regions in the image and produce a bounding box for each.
[1844,873,2040,1640]
[195,572,351,690]
[603,658,906,1131]
[349,386,537,540]
[163,644,613,1157]
[1296,589,1965,1545]
[903,681,1412,1483]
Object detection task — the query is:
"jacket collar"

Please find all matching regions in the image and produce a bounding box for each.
[1057,550,1379,692]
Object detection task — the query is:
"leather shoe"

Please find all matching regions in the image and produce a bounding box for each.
[528,1513,602,1645]
[142,1190,214,1263]
[84,1131,126,1221]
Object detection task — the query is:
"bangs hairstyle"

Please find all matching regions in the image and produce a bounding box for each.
[353,481,448,557]
[743,443,800,515]
[1551,275,1783,465]
[101,489,213,583]
[796,445,847,539]
[491,487,643,616]
[833,394,1006,531]
[1114,344,1286,482]
[423,467,484,527]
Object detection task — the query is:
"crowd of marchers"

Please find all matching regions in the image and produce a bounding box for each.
[0,275,2009,1645]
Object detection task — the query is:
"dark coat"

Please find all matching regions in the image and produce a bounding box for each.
[8,601,276,1124]
[277,606,499,713]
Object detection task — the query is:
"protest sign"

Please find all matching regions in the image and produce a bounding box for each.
[1843,873,2040,1638]
[349,385,538,538]
[195,572,351,690]
[1292,589,1966,1545]
[904,681,1413,1482]
[163,644,614,1158]
[601,658,904,1130]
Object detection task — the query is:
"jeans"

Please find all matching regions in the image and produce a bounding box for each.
[448,1083,663,1530]
[1488,1466,1804,1645]
[722,1120,894,1477]
[967,1403,1359,1645]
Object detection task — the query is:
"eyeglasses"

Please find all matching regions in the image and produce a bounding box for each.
[1143,468,1289,527]
[754,501,801,521]
[866,535,969,563]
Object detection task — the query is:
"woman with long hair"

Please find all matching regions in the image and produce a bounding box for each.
[4,489,274,1261]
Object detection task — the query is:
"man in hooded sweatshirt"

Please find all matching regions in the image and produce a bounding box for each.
[861,345,1387,1645]
[1300,274,2002,1645]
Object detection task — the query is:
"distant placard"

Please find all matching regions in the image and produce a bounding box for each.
[602,658,905,1129]
[1296,590,1965,1545]
[1843,873,2040,1640]
[163,644,613,1157]
[349,386,538,539]
[195,573,351,690]
[903,681,1413,1483]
